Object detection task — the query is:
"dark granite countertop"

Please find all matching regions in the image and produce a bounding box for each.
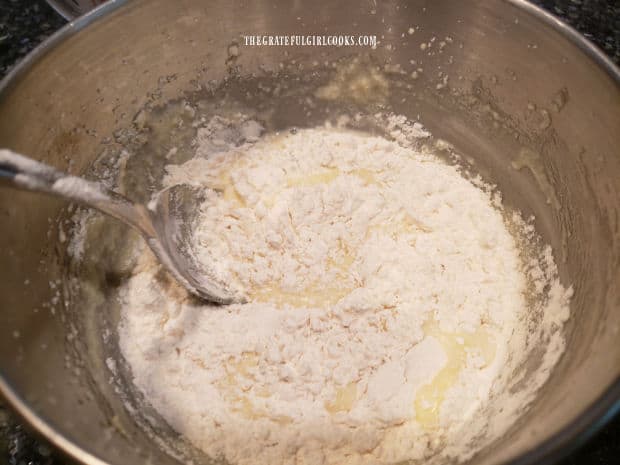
[0,0,618,464]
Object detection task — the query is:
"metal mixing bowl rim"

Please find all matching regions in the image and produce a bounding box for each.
[0,1,618,464]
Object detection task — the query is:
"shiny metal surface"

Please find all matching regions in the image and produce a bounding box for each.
[46,0,105,20]
[0,150,241,304]
[0,1,618,465]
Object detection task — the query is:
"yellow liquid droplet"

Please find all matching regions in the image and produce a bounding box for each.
[223,184,245,205]
[351,168,379,185]
[251,283,351,308]
[414,320,496,429]
[208,168,247,207]
[287,167,340,187]
[325,382,358,413]
[218,173,246,206]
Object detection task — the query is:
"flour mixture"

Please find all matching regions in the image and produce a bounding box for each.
[112,119,571,465]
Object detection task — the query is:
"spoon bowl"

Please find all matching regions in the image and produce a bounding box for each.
[0,149,243,304]
[149,183,245,304]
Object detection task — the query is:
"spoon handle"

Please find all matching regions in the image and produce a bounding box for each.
[0,149,155,237]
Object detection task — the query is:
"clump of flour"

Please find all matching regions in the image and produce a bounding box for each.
[113,117,571,465]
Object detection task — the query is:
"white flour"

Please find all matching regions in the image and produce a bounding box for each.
[114,121,572,465]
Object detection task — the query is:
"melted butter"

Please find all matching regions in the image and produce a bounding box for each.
[219,173,246,206]
[251,238,355,308]
[287,167,340,187]
[325,382,357,413]
[228,352,259,378]
[351,168,379,185]
[250,283,351,308]
[220,353,294,424]
[224,184,245,205]
[233,396,262,419]
[219,353,276,421]
[274,415,294,425]
[327,239,356,276]
[315,58,389,105]
[282,155,382,189]
[265,165,383,210]
[219,352,259,389]
[368,211,432,239]
[327,253,355,276]
[208,164,247,207]
[261,195,277,209]
[403,214,432,234]
[414,320,496,429]
[231,394,292,424]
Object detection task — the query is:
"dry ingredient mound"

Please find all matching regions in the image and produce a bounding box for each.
[116,124,571,465]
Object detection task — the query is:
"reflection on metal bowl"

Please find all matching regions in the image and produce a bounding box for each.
[0,1,619,465]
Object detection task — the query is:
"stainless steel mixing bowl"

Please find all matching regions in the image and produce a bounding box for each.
[0,1,618,464]
[46,0,105,19]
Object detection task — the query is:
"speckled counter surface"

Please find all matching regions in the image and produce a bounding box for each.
[0,0,618,464]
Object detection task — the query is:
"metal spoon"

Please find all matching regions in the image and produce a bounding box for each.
[0,149,244,304]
